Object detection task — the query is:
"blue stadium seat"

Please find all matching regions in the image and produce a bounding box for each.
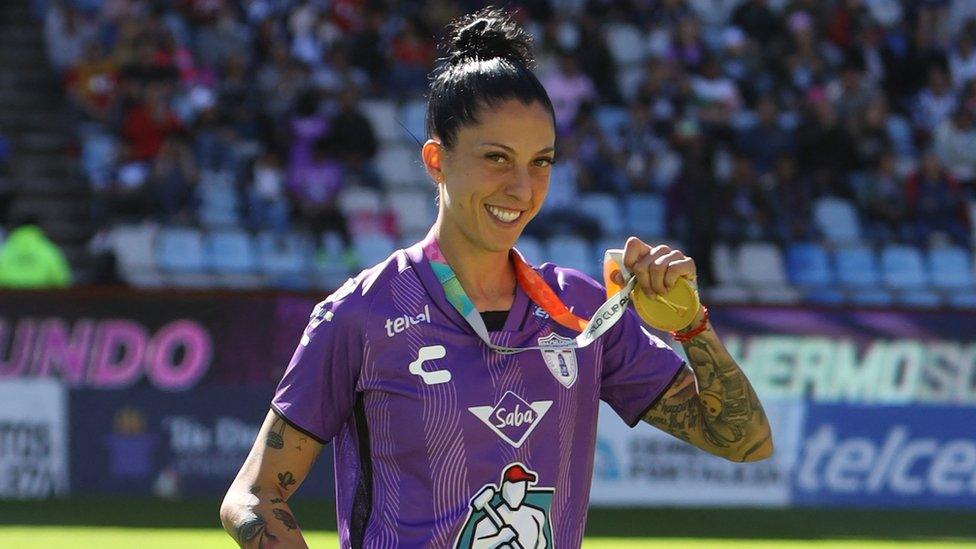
[388,188,435,240]
[546,236,595,277]
[516,235,545,267]
[948,292,976,309]
[594,106,628,145]
[786,243,833,287]
[207,229,256,274]
[579,193,625,237]
[157,227,206,273]
[834,246,881,288]
[257,231,310,280]
[897,290,943,308]
[881,244,929,290]
[804,288,846,305]
[360,99,400,142]
[353,233,396,268]
[400,99,428,144]
[928,246,975,291]
[849,288,895,307]
[813,197,862,244]
[111,223,164,287]
[624,194,665,238]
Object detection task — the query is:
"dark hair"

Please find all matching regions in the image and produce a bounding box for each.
[426,7,555,149]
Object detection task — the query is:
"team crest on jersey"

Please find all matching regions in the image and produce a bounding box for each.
[454,463,554,549]
[537,332,578,388]
[468,391,551,448]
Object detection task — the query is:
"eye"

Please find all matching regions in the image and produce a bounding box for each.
[486,152,507,163]
[534,157,555,167]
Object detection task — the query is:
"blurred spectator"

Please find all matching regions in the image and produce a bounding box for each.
[762,154,815,244]
[912,66,957,134]
[247,150,289,234]
[795,97,858,197]
[288,136,350,249]
[151,133,198,223]
[542,51,597,135]
[716,153,776,242]
[933,106,976,184]
[387,18,435,98]
[524,137,600,240]
[904,151,972,247]
[329,88,380,189]
[0,215,72,289]
[735,95,794,175]
[948,22,976,88]
[121,83,182,162]
[44,2,96,73]
[850,94,894,171]
[857,150,912,244]
[66,40,119,124]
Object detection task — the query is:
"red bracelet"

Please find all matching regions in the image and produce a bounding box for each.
[670,306,709,342]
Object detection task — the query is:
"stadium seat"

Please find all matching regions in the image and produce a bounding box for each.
[786,243,833,287]
[710,243,739,286]
[579,193,625,237]
[928,246,975,290]
[848,288,895,307]
[376,145,427,188]
[339,186,384,215]
[546,235,595,277]
[880,244,929,290]
[257,231,311,288]
[705,285,752,304]
[736,242,802,304]
[616,65,645,103]
[110,223,164,287]
[387,188,435,237]
[834,245,881,288]
[813,197,862,244]
[360,99,401,142]
[947,292,976,309]
[897,290,943,308]
[516,235,545,267]
[594,106,628,148]
[624,194,666,238]
[353,233,396,268]
[198,170,240,228]
[605,23,645,66]
[804,288,846,305]
[399,99,427,144]
[156,226,215,288]
[207,229,263,288]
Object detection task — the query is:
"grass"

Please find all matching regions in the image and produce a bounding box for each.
[0,498,973,547]
[0,528,973,548]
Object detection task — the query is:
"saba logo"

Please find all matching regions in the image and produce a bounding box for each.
[468,391,552,448]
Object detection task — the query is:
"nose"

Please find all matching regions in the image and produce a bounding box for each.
[505,166,533,203]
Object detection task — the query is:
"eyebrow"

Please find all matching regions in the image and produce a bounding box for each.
[480,142,555,155]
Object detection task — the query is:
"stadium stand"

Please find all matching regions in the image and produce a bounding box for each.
[5,0,971,310]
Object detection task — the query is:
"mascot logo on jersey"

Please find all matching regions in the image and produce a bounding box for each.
[537,333,578,388]
[455,463,554,549]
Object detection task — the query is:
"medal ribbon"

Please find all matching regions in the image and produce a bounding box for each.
[422,236,636,354]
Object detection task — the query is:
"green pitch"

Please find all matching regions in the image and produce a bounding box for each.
[0,528,973,548]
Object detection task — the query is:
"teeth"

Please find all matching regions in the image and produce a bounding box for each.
[487,205,521,223]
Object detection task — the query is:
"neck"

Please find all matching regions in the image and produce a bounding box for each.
[430,219,516,312]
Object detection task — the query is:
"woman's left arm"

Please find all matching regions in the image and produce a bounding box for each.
[616,237,772,462]
[642,308,772,462]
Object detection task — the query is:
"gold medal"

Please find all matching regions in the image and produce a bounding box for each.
[603,249,701,332]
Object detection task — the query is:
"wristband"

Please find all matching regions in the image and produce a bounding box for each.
[670,306,708,342]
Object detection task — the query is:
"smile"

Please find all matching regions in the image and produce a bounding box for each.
[486,204,522,224]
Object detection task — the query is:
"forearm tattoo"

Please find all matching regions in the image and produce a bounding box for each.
[234,511,278,548]
[643,324,771,461]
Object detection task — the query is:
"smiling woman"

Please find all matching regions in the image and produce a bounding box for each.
[221,6,770,549]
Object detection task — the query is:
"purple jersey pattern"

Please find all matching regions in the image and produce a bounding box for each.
[272,242,685,548]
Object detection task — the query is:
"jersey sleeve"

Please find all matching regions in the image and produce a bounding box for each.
[271,280,365,444]
[600,307,686,428]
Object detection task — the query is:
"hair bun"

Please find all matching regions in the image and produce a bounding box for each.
[445,7,535,67]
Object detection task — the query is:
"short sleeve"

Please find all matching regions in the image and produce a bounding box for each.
[271,282,365,444]
[600,307,685,428]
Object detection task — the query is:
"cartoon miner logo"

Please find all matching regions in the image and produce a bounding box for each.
[455,463,554,549]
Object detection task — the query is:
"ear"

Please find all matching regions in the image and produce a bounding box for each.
[422,139,445,184]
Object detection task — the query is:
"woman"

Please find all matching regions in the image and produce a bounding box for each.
[221,8,772,549]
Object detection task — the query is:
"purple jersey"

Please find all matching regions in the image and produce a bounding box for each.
[272,241,684,548]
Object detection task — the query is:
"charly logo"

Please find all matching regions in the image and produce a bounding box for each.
[454,463,554,549]
[409,345,450,385]
[385,304,431,337]
[537,332,578,388]
[468,391,552,448]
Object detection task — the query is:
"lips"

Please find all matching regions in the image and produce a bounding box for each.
[485,204,522,224]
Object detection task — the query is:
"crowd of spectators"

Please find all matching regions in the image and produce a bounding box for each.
[39,0,976,287]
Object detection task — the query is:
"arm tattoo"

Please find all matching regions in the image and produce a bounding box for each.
[234,511,278,548]
[273,508,299,531]
[644,324,770,460]
[277,471,296,491]
[266,415,286,449]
